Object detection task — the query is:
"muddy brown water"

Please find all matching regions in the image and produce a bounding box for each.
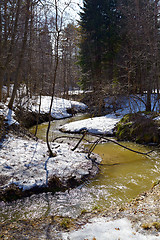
[0,115,160,223]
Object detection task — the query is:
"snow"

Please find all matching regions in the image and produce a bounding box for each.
[0,94,87,126]
[1,93,160,193]
[0,103,18,126]
[21,96,87,119]
[60,94,160,135]
[105,94,160,114]
[6,109,18,125]
[0,136,94,191]
[60,114,121,135]
[154,116,160,121]
[1,92,160,238]
[62,217,160,240]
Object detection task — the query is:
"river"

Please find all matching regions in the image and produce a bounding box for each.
[0,114,160,223]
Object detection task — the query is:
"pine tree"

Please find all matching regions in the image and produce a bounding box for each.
[79,0,122,91]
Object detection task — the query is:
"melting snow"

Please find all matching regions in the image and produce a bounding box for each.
[60,114,121,135]
[0,103,18,126]
[62,217,160,240]
[0,136,94,191]
[21,96,87,119]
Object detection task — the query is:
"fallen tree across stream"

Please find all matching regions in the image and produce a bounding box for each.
[52,131,154,163]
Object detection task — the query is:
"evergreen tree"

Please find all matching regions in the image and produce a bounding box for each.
[79,0,122,91]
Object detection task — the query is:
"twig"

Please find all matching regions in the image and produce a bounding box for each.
[88,136,103,158]
[88,132,153,156]
[71,131,87,151]
[52,131,153,159]
[52,135,93,144]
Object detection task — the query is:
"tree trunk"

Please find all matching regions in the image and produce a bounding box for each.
[8,0,30,109]
[0,1,3,102]
[46,37,59,157]
[46,0,62,157]
[146,87,151,112]
[0,0,21,102]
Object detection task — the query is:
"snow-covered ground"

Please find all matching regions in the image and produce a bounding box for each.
[60,114,121,135]
[20,96,87,119]
[1,95,87,126]
[60,94,160,135]
[0,96,96,192]
[0,136,98,191]
[62,217,159,240]
[0,103,18,126]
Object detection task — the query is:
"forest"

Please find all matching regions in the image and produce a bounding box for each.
[0,1,160,239]
[0,0,160,114]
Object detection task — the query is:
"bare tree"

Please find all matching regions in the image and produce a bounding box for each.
[46,0,72,157]
[0,0,21,102]
[8,0,31,109]
[118,0,160,112]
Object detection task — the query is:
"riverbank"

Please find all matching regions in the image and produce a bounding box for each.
[0,125,101,201]
[0,95,160,239]
[0,98,100,200]
[0,182,159,239]
[62,181,160,239]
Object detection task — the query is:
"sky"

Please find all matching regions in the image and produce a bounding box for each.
[58,0,83,22]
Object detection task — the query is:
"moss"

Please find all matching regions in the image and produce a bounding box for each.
[92,206,99,210]
[115,112,160,144]
[59,217,72,229]
[141,222,160,231]
[152,222,160,230]
[116,120,133,141]
[80,209,87,215]
[141,223,152,230]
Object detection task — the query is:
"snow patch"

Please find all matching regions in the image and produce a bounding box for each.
[21,96,87,119]
[0,136,96,191]
[0,103,18,125]
[62,217,160,240]
[60,114,121,135]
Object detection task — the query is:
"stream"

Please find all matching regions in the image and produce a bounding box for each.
[0,114,160,223]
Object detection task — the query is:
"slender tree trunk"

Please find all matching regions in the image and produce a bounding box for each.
[0,0,21,102]
[8,0,30,109]
[0,1,3,101]
[46,34,59,157]
[0,72,4,103]
[46,0,61,157]
[146,89,151,111]
[35,93,42,137]
[7,72,10,98]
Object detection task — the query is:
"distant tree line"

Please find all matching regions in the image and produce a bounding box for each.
[79,0,160,112]
[1,0,160,114]
[0,0,80,109]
